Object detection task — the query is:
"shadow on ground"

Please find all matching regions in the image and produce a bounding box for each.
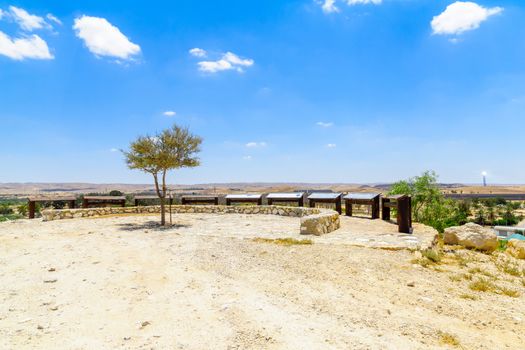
[116,221,190,231]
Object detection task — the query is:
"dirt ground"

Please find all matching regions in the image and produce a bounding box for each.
[0,214,524,350]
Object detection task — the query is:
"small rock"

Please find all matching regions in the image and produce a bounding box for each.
[44,279,57,283]
[123,336,131,341]
[37,325,44,330]
[407,281,415,287]
[140,321,150,329]
[48,267,56,272]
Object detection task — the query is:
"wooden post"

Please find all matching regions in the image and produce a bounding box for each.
[371,196,380,219]
[134,198,139,207]
[382,198,390,221]
[257,198,262,206]
[267,198,273,205]
[298,196,304,207]
[335,195,342,214]
[345,200,352,217]
[28,200,36,219]
[226,198,231,206]
[121,199,126,207]
[397,196,412,234]
[214,197,219,205]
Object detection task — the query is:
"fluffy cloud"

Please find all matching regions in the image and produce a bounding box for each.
[246,142,267,148]
[8,6,47,31]
[327,143,337,148]
[431,1,503,35]
[163,111,176,117]
[317,121,334,128]
[73,15,141,60]
[0,31,53,60]
[189,47,206,57]
[0,9,4,20]
[242,155,252,160]
[197,51,254,73]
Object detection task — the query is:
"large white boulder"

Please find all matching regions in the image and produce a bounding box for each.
[443,223,498,252]
[506,239,525,259]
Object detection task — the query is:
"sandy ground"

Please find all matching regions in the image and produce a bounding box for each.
[1,214,524,350]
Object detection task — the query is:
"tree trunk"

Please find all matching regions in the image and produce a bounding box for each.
[160,198,166,226]
[152,172,166,226]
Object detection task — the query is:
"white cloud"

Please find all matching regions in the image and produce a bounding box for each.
[9,6,47,31]
[317,121,334,128]
[321,0,339,13]
[320,0,381,13]
[110,148,119,152]
[0,31,53,60]
[242,155,252,160]
[0,9,4,20]
[73,15,141,60]
[46,14,62,25]
[163,111,176,117]
[431,1,503,35]
[189,47,206,57]
[346,0,382,4]
[246,142,267,148]
[197,51,254,73]
[327,143,337,148]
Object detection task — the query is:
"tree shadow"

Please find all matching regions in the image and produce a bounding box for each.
[116,221,190,232]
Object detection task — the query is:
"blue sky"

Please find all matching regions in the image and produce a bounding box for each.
[1,0,524,184]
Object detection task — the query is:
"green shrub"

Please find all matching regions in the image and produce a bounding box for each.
[0,204,14,215]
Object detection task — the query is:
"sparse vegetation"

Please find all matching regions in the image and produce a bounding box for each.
[253,238,313,246]
[438,331,460,347]
[499,287,520,298]
[459,293,477,300]
[469,278,496,292]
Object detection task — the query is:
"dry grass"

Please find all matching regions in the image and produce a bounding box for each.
[459,293,477,300]
[438,331,460,347]
[500,287,520,298]
[497,260,523,277]
[469,278,496,293]
[252,237,313,246]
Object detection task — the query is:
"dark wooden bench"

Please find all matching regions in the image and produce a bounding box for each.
[134,195,173,206]
[308,193,342,214]
[181,195,219,205]
[27,196,76,219]
[82,196,126,208]
[225,194,262,206]
[343,193,381,219]
[381,195,412,234]
[266,192,305,207]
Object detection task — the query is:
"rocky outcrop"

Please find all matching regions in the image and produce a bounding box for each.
[506,239,525,259]
[41,205,341,235]
[443,223,498,252]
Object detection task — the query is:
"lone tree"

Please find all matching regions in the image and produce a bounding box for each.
[123,124,202,225]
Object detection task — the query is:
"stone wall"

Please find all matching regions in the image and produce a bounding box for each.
[41,205,340,235]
